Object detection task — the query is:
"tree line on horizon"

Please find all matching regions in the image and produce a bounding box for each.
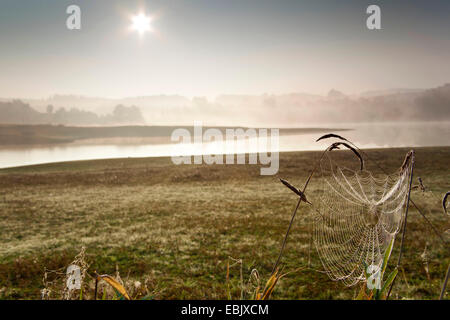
[0,101,146,126]
[1,83,449,126]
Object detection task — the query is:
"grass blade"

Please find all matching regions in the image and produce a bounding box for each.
[96,274,131,300]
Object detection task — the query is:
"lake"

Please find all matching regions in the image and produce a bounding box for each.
[0,121,448,169]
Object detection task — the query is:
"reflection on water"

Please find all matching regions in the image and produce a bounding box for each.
[0,122,448,169]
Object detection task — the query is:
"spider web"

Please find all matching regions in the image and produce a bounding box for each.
[309,150,413,286]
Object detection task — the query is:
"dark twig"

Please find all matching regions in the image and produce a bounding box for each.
[440,263,450,300]
[271,196,303,275]
[386,151,415,299]
[316,133,349,143]
[443,192,449,215]
[94,273,98,300]
[328,142,364,170]
[439,192,450,300]
[279,179,312,204]
[271,149,328,274]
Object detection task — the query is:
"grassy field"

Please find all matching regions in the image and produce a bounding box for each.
[0,147,448,299]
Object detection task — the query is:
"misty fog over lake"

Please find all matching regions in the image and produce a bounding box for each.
[0,121,448,169]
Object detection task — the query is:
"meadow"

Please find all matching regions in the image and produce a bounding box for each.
[0,147,448,299]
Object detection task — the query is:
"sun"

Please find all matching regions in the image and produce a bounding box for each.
[130,13,152,35]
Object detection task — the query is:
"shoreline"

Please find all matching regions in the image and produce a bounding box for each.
[1,145,448,172]
[0,124,350,147]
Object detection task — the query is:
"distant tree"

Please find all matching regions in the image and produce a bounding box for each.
[327,89,346,99]
[0,100,44,124]
[414,83,450,120]
[110,104,145,124]
[46,105,54,114]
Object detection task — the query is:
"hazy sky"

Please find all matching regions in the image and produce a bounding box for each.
[0,0,449,99]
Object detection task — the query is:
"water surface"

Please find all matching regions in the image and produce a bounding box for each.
[0,122,448,169]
